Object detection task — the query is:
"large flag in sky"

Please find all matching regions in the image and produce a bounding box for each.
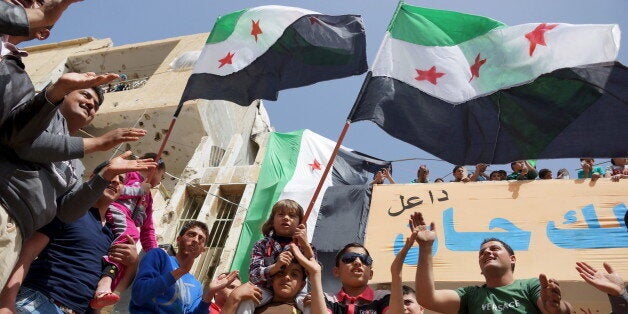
[180,5,367,106]
[350,4,627,165]
[230,129,389,287]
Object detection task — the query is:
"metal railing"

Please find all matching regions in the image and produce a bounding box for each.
[197,193,241,283]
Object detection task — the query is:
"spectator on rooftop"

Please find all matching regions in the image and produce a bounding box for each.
[578,158,605,181]
[469,164,489,182]
[539,169,552,180]
[451,166,469,183]
[606,158,628,182]
[556,168,570,180]
[371,167,395,185]
[507,160,538,180]
[411,165,429,183]
[489,171,502,181]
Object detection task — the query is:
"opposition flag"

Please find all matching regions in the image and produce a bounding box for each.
[180,5,367,106]
[350,4,627,165]
[230,129,389,287]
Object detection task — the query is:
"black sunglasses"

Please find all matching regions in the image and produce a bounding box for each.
[340,252,373,266]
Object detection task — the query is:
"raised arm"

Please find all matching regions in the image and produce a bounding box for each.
[537,274,573,314]
[0,232,50,313]
[56,152,157,223]
[576,262,627,314]
[388,224,415,314]
[24,0,84,31]
[411,212,461,314]
[291,243,326,314]
[220,283,262,314]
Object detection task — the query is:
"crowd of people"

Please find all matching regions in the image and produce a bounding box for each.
[372,158,628,185]
[0,1,626,314]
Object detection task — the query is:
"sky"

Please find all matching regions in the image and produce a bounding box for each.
[34,0,627,183]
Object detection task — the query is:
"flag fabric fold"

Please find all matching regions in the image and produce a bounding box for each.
[180,5,367,106]
[230,129,389,282]
[350,4,627,165]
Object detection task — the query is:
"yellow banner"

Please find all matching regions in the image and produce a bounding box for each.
[366,179,627,313]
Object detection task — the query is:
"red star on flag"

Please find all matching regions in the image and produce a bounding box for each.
[251,19,262,42]
[469,53,487,82]
[309,17,321,25]
[415,66,445,85]
[218,52,235,68]
[525,23,558,56]
[308,159,322,171]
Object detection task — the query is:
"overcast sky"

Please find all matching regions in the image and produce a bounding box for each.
[34,0,628,182]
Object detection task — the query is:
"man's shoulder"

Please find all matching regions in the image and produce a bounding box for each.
[141,247,169,264]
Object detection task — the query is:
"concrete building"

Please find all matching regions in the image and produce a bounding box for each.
[23,33,273,290]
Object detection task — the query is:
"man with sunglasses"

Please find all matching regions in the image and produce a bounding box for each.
[325,243,392,313]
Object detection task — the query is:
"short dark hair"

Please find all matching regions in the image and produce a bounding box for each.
[335,243,371,267]
[178,221,209,245]
[539,168,552,179]
[402,285,415,296]
[272,260,307,282]
[90,85,104,109]
[452,165,464,174]
[481,238,515,271]
[141,152,166,170]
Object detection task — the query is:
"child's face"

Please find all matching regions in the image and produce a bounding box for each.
[270,262,305,301]
[333,247,373,290]
[148,168,165,188]
[272,207,299,237]
[403,293,424,314]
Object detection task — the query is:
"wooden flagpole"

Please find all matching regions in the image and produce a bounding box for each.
[301,72,373,224]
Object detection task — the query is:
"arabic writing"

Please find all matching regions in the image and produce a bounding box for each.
[442,207,531,251]
[547,203,628,249]
[391,203,628,264]
[388,190,449,217]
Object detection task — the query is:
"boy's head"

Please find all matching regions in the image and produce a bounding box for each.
[478,238,515,275]
[489,171,502,181]
[452,165,465,180]
[333,243,373,289]
[261,199,303,237]
[139,152,166,187]
[270,261,306,302]
[402,285,424,314]
[213,272,242,307]
[176,221,209,258]
[58,86,104,133]
[539,168,552,180]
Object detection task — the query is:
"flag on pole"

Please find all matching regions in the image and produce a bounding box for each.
[180,5,367,106]
[230,129,389,284]
[350,4,627,165]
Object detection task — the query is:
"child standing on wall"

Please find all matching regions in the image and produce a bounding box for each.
[239,199,314,314]
[89,153,167,309]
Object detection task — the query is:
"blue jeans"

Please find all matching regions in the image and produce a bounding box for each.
[15,286,64,314]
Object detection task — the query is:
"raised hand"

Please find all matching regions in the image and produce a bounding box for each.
[539,274,571,314]
[84,128,147,154]
[46,72,119,103]
[409,212,436,245]
[209,270,240,293]
[290,243,320,275]
[275,250,293,269]
[576,262,625,296]
[100,151,157,181]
